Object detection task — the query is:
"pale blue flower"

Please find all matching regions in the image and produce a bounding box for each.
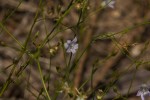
[64,37,78,54]
[102,0,115,8]
[137,84,150,100]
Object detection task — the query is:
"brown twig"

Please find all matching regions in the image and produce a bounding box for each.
[74,15,97,88]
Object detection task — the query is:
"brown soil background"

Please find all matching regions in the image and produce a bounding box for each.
[0,0,150,100]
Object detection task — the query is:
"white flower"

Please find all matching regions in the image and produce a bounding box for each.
[102,0,115,8]
[137,84,150,100]
[64,37,78,54]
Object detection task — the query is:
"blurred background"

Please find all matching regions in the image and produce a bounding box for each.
[0,0,150,100]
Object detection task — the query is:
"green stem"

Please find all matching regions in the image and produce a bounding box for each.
[40,0,75,48]
[0,80,11,96]
[0,22,24,49]
[65,53,73,80]
[23,0,42,49]
[36,59,51,100]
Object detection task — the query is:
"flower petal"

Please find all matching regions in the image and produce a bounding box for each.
[141,95,145,100]
[72,37,77,43]
[137,91,142,96]
[67,40,71,44]
[67,48,72,53]
[71,49,76,54]
[64,43,68,48]
[74,44,78,49]
[109,4,114,8]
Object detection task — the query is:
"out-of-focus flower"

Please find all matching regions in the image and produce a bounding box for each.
[64,37,78,54]
[76,96,84,100]
[137,84,150,100]
[96,89,103,100]
[75,88,87,100]
[102,0,115,8]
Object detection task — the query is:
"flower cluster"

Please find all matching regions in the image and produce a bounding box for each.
[64,37,78,54]
[137,84,150,100]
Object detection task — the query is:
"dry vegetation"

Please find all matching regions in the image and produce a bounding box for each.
[0,0,150,100]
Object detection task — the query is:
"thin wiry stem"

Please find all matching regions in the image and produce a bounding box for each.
[36,58,51,100]
[0,22,24,49]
